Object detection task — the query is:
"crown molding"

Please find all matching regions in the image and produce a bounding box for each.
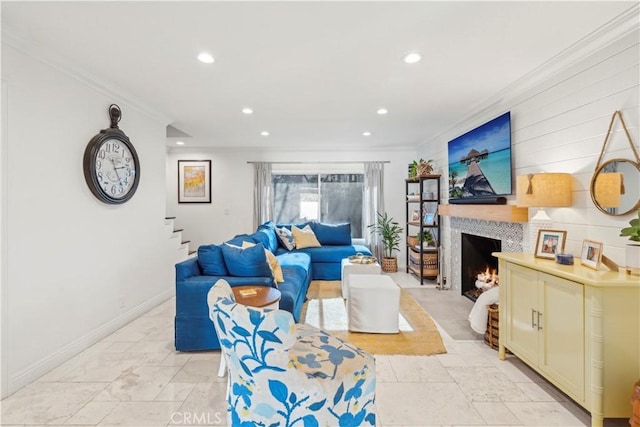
[167,143,417,154]
[1,27,173,125]
[419,3,640,150]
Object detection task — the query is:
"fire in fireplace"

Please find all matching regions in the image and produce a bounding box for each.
[461,233,501,301]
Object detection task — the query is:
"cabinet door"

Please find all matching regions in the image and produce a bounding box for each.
[538,273,585,401]
[504,264,539,365]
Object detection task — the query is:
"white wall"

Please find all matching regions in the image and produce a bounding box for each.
[166,148,417,265]
[420,21,639,270]
[1,42,177,396]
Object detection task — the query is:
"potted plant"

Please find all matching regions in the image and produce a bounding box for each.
[418,230,435,248]
[620,210,640,276]
[368,211,403,272]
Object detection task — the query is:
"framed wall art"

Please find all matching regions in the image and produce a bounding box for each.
[534,229,566,259]
[580,239,603,270]
[178,160,211,203]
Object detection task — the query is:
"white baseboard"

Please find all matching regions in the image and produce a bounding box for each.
[5,287,174,397]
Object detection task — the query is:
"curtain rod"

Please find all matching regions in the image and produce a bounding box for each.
[246,161,390,164]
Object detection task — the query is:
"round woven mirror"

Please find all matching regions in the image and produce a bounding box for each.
[590,158,640,216]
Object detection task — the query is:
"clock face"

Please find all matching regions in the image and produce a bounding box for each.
[94,138,137,200]
[84,130,140,204]
[84,105,140,204]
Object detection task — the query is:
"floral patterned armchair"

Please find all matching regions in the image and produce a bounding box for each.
[207,279,376,427]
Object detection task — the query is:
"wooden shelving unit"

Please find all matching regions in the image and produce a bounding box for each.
[405,175,441,284]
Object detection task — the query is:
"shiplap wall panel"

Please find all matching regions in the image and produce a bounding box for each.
[516,49,638,118]
[420,24,639,270]
[508,31,639,111]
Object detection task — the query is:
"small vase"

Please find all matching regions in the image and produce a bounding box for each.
[625,244,640,276]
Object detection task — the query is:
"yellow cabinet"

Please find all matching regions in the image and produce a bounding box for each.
[496,253,640,427]
[505,264,584,400]
[538,272,584,400]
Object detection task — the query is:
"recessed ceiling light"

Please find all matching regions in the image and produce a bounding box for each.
[197,52,214,64]
[176,141,185,145]
[363,132,372,136]
[403,52,421,64]
[261,131,269,136]
[377,108,388,115]
[242,108,253,115]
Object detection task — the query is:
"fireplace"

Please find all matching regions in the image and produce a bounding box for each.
[442,216,524,295]
[461,233,501,301]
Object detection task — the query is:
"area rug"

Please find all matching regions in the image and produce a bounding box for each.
[300,280,446,356]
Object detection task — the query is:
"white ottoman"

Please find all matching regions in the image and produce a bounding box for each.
[341,258,381,299]
[347,274,400,334]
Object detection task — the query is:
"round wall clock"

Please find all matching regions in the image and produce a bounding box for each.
[83,104,140,204]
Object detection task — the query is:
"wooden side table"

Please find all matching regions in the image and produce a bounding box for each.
[218,285,281,380]
[232,285,281,310]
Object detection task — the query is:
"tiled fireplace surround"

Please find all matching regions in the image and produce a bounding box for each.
[445,216,525,292]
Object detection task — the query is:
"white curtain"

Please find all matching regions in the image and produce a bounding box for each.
[363,162,385,261]
[253,162,273,229]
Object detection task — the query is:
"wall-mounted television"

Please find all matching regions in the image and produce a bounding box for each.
[448,112,512,203]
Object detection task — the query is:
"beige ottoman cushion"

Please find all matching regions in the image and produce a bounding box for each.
[347,274,400,333]
[341,258,381,299]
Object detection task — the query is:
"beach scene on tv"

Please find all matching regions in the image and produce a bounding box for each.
[448,112,512,199]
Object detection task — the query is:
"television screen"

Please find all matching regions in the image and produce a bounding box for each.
[448,112,512,201]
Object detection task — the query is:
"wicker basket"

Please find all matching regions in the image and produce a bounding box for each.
[484,304,500,350]
[407,236,419,247]
[381,257,398,273]
[408,250,438,276]
[417,161,433,177]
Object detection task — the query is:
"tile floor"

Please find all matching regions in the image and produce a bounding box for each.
[0,273,629,426]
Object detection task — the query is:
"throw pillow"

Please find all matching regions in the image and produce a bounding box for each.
[276,227,296,251]
[256,221,279,253]
[292,224,321,249]
[311,222,352,245]
[197,244,229,276]
[221,242,273,278]
[226,233,254,247]
[241,241,284,283]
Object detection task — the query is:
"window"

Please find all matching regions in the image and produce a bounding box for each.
[272,173,364,238]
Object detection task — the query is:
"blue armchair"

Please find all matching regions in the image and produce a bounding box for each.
[207,279,377,426]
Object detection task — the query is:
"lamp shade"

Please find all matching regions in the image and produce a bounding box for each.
[516,173,573,207]
[594,172,623,208]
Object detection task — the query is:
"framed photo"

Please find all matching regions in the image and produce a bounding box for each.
[178,160,211,203]
[581,239,603,270]
[424,212,436,226]
[411,210,420,222]
[534,229,567,259]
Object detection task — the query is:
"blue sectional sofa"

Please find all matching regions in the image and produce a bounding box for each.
[174,221,372,351]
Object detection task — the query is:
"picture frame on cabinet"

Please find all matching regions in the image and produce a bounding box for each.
[534,229,566,259]
[411,210,420,222]
[580,239,603,269]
